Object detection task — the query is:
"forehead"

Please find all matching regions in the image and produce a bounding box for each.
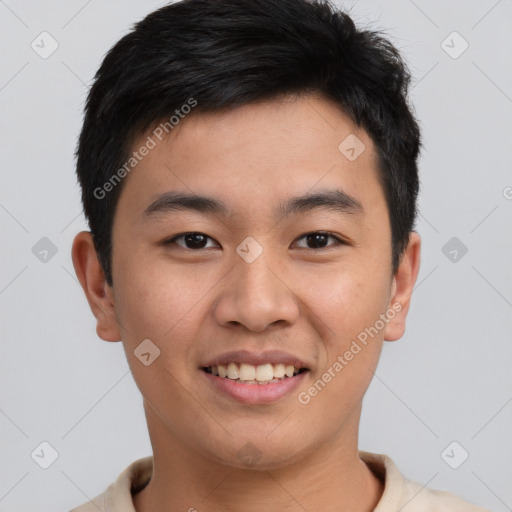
[115,94,384,224]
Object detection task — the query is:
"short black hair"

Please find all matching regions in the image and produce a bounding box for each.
[76,0,421,285]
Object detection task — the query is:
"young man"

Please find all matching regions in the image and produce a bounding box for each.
[70,0,489,510]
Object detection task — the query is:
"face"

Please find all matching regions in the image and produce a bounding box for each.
[74,94,420,469]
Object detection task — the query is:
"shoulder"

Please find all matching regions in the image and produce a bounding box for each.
[360,451,491,512]
[69,456,153,512]
[399,477,491,512]
[69,493,106,512]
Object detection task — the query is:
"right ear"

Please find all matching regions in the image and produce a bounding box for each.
[71,231,121,342]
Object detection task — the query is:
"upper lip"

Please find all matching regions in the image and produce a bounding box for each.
[201,349,309,369]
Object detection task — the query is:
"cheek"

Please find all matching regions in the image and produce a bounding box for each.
[113,251,213,354]
[299,259,390,398]
[297,268,388,427]
[116,249,200,328]
[304,260,391,340]
[112,261,210,407]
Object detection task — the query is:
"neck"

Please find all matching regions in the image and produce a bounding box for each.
[133,405,383,512]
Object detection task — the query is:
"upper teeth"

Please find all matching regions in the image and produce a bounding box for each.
[208,363,300,382]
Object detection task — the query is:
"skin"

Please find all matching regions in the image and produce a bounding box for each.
[72,94,420,512]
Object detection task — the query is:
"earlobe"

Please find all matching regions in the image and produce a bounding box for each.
[383,231,421,342]
[71,231,122,342]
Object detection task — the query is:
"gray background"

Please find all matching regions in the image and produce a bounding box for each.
[1,0,511,510]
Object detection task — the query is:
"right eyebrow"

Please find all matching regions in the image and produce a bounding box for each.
[143,192,232,218]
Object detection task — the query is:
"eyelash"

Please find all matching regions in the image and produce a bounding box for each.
[163,231,346,251]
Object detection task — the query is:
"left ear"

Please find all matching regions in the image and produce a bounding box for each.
[383,231,421,341]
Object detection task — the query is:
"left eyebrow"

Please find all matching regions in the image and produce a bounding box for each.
[142,188,363,219]
[275,188,363,219]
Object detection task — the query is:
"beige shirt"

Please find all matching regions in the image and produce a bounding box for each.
[70,452,490,512]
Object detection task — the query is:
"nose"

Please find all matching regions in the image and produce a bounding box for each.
[212,248,300,333]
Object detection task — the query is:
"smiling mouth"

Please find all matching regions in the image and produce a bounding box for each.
[202,363,308,384]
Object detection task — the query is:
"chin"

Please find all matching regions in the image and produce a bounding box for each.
[203,435,312,471]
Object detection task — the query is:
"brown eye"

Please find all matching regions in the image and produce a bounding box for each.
[165,232,219,250]
[294,231,343,249]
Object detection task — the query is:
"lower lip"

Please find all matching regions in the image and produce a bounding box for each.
[201,370,308,404]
